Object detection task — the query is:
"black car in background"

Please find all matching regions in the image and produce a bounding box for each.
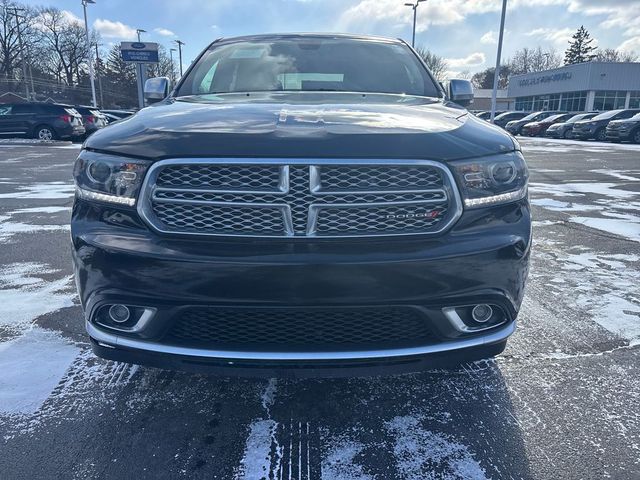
[0,102,85,140]
[74,106,108,137]
[546,112,598,139]
[101,109,135,122]
[572,109,640,141]
[505,111,563,135]
[476,110,504,121]
[605,112,640,143]
[493,111,528,129]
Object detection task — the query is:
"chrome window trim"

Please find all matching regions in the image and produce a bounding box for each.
[137,158,463,238]
[87,321,515,361]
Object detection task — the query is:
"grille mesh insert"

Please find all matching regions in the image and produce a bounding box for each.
[144,161,457,237]
[165,307,435,351]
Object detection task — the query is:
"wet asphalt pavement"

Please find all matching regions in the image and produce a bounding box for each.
[0,138,639,479]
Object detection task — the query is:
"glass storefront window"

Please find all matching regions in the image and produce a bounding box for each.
[593,90,627,111]
[516,91,587,112]
[629,91,640,109]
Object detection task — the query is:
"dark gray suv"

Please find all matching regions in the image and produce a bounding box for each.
[0,102,85,140]
[72,34,531,376]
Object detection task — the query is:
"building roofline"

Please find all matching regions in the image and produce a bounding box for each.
[509,60,640,80]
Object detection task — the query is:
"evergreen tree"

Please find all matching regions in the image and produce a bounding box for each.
[564,26,598,65]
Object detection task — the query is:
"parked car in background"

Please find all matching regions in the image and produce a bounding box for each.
[74,106,108,137]
[0,102,85,140]
[505,111,563,135]
[605,112,640,143]
[572,109,640,141]
[101,109,135,122]
[546,112,598,139]
[476,110,504,121]
[493,111,529,129]
[521,113,573,137]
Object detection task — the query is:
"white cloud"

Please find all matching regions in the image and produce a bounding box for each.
[480,30,497,45]
[618,36,640,54]
[526,27,575,48]
[93,18,137,40]
[446,52,486,69]
[154,27,175,37]
[61,10,83,25]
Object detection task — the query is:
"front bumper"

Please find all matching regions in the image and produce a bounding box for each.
[72,198,531,375]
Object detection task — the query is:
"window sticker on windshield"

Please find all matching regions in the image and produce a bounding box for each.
[230,48,267,59]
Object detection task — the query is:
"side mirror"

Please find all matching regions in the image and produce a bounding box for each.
[448,79,474,108]
[144,77,170,104]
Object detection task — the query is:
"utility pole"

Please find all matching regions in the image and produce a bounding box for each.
[175,39,185,77]
[490,0,508,123]
[94,43,104,107]
[404,0,426,48]
[81,0,97,107]
[11,7,29,100]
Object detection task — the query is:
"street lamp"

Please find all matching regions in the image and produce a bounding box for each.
[404,0,426,48]
[174,39,185,77]
[489,0,508,123]
[136,28,146,42]
[81,0,97,107]
[135,29,147,109]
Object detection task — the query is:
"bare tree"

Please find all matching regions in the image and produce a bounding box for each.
[35,7,92,85]
[595,48,638,62]
[415,47,448,82]
[509,47,561,74]
[0,1,36,81]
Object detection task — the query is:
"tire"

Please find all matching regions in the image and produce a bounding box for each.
[595,128,606,142]
[562,128,571,139]
[33,125,57,141]
[633,129,640,144]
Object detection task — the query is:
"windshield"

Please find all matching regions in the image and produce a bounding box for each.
[630,112,640,121]
[567,113,593,123]
[177,37,441,98]
[545,114,564,122]
[520,112,544,121]
[593,110,623,120]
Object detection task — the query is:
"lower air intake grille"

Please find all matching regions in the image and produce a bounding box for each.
[165,307,435,351]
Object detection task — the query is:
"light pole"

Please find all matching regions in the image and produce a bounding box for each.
[135,29,147,109]
[81,0,97,107]
[174,39,185,77]
[94,43,104,107]
[404,0,426,48]
[170,48,177,83]
[490,0,508,123]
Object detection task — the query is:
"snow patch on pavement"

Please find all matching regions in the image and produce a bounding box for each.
[591,169,640,182]
[0,262,75,331]
[530,182,637,200]
[530,198,599,212]
[384,415,488,479]
[0,328,79,415]
[0,206,71,242]
[569,215,640,243]
[322,437,372,480]
[0,181,74,199]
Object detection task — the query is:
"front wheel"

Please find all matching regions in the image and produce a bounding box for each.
[633,129,640,144]
[562,128,571,139]
[33,125,57,141]
[595,128,606,142]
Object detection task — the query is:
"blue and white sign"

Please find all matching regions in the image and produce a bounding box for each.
[120,42,159,63]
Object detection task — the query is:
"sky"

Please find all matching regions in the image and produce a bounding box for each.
[25,0,640,77]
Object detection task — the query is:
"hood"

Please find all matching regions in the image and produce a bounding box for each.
[86,93,515,161]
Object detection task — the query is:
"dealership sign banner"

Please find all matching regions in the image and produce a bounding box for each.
[518,71,573,88]
[120,42,160,63]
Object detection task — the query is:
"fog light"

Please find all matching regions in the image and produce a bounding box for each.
[108,304,131,323]
[472,304,493,323]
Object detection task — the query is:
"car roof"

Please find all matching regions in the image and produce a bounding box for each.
[210,33,405,46]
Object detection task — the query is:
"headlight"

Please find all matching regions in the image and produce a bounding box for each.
[450,151,528,208]
[73,151,150,206]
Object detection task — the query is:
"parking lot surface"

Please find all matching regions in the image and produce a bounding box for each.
[0,138,639,479]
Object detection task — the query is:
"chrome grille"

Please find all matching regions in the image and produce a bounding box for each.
[139,159,461,238]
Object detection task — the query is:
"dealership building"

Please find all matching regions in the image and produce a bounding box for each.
[507,62,640,112]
